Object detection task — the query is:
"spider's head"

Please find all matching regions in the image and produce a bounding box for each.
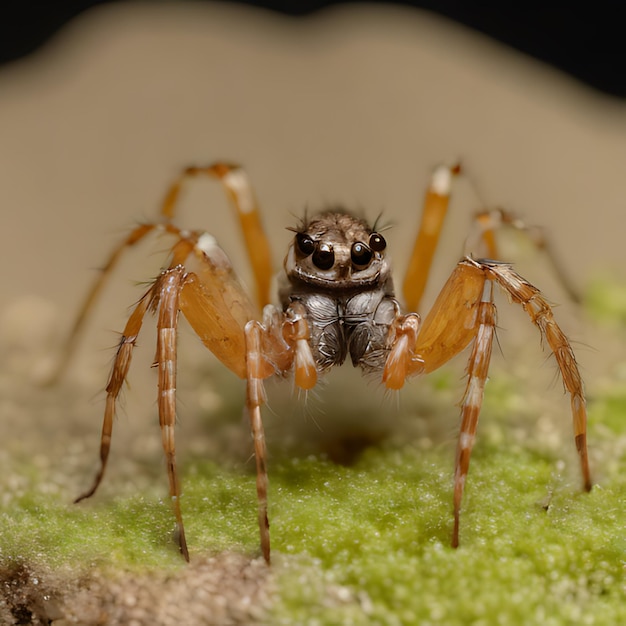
[284,211,391,290]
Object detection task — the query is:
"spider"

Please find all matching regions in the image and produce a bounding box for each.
[62,162,592,564]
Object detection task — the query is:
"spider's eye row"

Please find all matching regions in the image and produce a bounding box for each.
[312,242,335,270]
[369,233,386,252]
[295,232,316,257]
[350,242,373,269]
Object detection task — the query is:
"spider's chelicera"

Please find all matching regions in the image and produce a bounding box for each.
[64,162,592,565]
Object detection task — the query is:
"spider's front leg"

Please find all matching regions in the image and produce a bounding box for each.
[75,228,269,562]
[74,265,197,561]
[243,301,318,563]
[385,258,591,547]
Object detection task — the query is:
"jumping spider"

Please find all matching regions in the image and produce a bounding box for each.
[62,162,592,564]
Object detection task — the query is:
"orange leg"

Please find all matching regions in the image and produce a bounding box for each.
[54,163,271,382]
[74,286,155,503]
[154,267,190,560]
[75,268,192,561]
[50,222,186,382]
[452,279,496,547]
[466,208,581,303]
[160,163,273,309]
[387,257,590,546]
[402,163,460,312]
[75,229,261,561]
[242,302,318,563]
[244,321,272,563]
[483,260,591,491]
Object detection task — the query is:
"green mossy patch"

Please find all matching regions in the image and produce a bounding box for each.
[586,277,626,326]
[2,412,624,625]
[270,441,625,625]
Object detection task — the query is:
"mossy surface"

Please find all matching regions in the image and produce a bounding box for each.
[2,406,625,625]
[270,440,625,625]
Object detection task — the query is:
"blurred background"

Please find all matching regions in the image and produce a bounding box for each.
[0,1,624,458]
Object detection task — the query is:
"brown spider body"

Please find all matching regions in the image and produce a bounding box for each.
[280,211,398,375]
[64,163,592,565]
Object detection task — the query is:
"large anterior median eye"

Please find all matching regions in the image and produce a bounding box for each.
[312,242,335,270]
[350,242,373,269]
[295,232,315,257]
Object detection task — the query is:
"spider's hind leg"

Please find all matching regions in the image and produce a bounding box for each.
[481,259,591,490]
[160,162,273,309]
[54,162,272,383]
[466,208,581,304]
[449,257,591,547]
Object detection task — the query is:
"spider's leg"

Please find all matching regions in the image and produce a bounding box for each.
[388,257,590,547]
[385,261,485,388]
[402,163,460,312]
[172,231,317,564]
[160,162,272,309]
[154,266,190,561]
[244,320,272,564]
[241,302,316,564]
[75,285,155,503]
[452,278,496,547]
[387,261,495,547]
[178,236,314,564]
[75,227,260,562]
[52,222,186,382]
[465,209,581,303]
[482,259,591,491]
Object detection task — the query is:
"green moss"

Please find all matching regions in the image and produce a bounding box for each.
[0,475,183,569]
[586,277,626,326]
[268,438,625,625]
[3,411,623,625]
[590,389,626,434]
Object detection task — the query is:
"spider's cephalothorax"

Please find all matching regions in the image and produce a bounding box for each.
[281,211,398,373]
[67,162,592,566]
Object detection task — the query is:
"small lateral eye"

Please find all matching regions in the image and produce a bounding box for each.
[369,233,386,252]
[351,242,373,269]
[295,232,315,257]
[312,242,335,270]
